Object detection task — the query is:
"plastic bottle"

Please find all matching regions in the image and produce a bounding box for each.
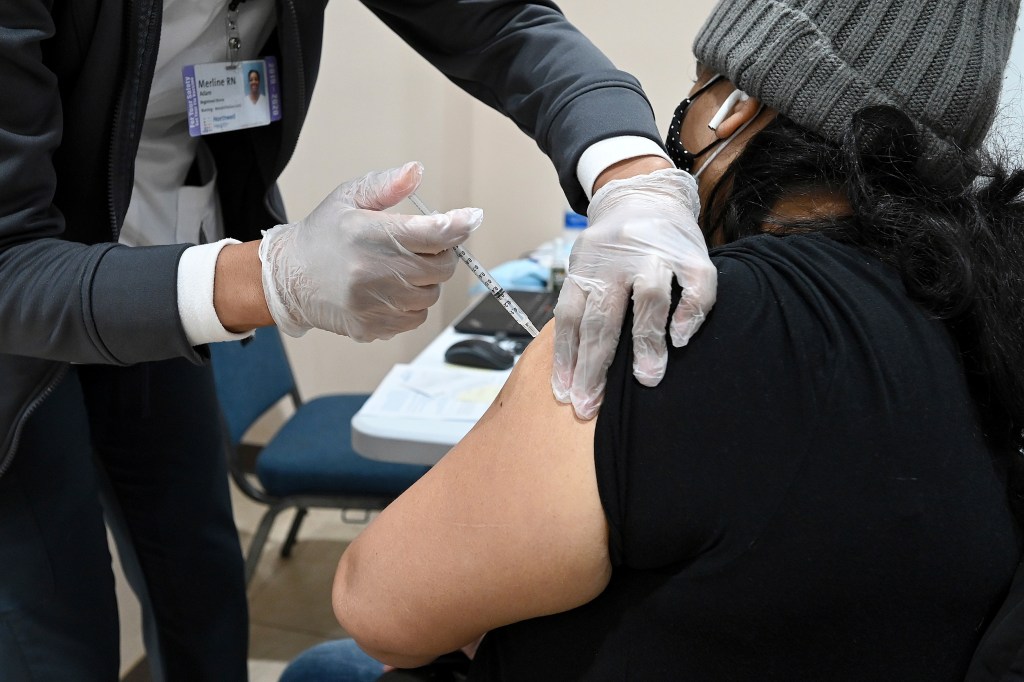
[549,210,588,293]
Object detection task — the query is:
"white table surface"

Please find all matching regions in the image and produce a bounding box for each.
[351,322,520,466]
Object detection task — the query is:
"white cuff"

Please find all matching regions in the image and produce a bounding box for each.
[576,136,673,201]
[177,239,253,346]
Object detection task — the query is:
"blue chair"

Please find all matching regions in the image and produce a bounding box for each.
[209,327,430,584]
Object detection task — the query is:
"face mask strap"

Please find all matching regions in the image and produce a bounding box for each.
[692,102,765,179]
[665,74,724,169]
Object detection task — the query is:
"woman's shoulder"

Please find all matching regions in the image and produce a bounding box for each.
[710,232,883,275]
[703,232,906,334]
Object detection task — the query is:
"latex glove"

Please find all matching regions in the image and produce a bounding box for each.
[552,168,716,419]
[260,162,483,341]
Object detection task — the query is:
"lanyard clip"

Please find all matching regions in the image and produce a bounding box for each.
[225,0,247,67]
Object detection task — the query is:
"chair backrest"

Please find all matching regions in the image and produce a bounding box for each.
[209,327,298,446]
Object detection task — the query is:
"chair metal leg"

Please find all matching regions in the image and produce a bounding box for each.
[245,505,286,585]
[280,507,308,558]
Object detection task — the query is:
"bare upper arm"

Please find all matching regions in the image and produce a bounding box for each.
[333,323,611,667]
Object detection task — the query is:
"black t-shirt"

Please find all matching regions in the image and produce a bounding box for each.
[470,234,1020,681]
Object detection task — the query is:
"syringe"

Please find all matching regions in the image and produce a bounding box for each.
[408,193,540,338]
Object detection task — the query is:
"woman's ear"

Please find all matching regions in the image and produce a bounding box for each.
[714,96,762,138]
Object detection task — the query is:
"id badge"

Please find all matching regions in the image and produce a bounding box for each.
[183,57,282,137]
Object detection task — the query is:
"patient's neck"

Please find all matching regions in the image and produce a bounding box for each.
[707,187,853,246]
[772,188,851,224]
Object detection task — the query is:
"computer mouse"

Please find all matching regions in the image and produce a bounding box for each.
[444,338,515,370]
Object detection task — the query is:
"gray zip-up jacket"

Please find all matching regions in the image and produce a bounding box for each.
[0,0,664,475]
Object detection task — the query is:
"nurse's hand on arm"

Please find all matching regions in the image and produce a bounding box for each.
[212,162,482,341]
[332,323,610,669]
[553,157,717,419]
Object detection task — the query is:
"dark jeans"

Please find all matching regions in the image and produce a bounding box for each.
[0,358,248,681]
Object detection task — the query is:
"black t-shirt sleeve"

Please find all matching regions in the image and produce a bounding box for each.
[594,237,838,571]
[475,235,1019,682]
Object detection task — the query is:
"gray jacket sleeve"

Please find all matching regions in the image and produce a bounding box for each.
[0,1,198,365]
[360,0,665,213]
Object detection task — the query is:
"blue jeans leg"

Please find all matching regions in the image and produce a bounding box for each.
[280,639,386,682]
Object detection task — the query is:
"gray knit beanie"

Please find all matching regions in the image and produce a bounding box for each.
[693,0,1020,178]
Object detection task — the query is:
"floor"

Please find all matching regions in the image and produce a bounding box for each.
[117,485,371,681]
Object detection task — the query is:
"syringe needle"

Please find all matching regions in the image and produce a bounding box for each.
[409,193,539,338]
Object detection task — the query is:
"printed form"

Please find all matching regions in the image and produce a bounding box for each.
[357,364,510,423]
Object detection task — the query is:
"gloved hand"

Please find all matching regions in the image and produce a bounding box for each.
[552,168,717,419]
[260,162,483,341]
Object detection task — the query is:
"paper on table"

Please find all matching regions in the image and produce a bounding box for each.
[358,364,510,422]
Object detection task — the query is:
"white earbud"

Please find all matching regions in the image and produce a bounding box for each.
[708,89,750,131]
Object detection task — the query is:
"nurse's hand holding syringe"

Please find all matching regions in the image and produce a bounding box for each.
[253,162,484,341]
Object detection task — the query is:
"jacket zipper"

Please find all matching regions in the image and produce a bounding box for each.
[108,0,161,240]
[107,0,132,239]
[282,0,307,141]
[0,363,69,478]
[265,0,306,222]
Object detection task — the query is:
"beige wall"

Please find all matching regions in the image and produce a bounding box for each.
[277,1,717,398]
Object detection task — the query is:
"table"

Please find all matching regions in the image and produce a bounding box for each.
[351,322,519,466]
